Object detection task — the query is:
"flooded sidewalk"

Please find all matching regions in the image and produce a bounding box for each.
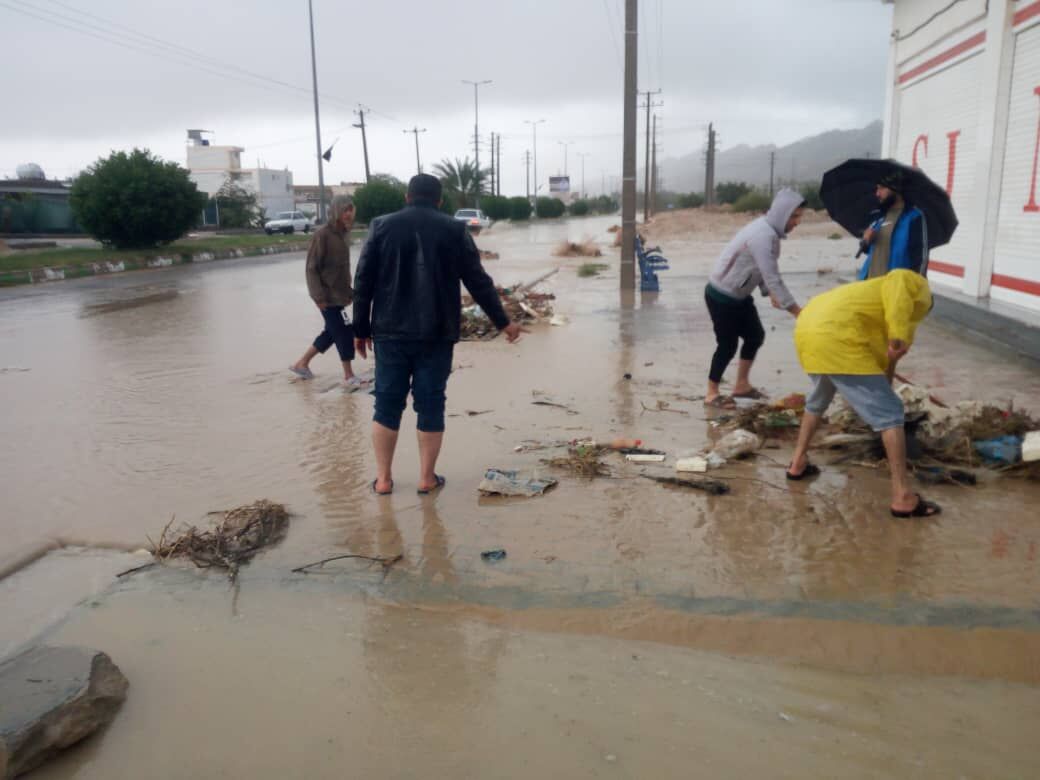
[2,215,1040,777]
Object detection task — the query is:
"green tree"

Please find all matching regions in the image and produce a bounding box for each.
[353,179,406,224]
[569,199,590,216]
[535,197,565,218]
[590,195,619,214]
[508,196,532,220]
[677,192,705,209]
[481,195,510,220]
[211,179,263,228]
[732,190,772,213]
[715,181,752,205]
[70,148,205,248]
[432,157,486,208]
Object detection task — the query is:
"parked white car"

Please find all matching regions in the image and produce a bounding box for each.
[264,211,312,235]
[453,208,491,232]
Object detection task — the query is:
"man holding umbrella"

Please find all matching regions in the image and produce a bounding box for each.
[858,172,929,279]
[820,159,957,279]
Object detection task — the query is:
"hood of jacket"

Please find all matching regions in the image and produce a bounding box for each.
[765,187,805,237]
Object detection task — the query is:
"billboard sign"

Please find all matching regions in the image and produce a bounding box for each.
[549,176,570,193]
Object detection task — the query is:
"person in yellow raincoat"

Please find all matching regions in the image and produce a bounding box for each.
[786,269,940,518]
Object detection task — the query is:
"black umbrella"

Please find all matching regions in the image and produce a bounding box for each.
[820,158,958,249]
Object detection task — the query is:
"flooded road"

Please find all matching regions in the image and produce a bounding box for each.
[3,214,1040,776]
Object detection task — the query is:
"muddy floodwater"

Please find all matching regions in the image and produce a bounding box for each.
[2,215,1040,777]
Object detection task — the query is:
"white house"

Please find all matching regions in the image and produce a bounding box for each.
[881,0,1040,317]
[186,131,294,219]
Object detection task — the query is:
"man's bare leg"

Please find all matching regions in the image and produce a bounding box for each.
[292,345,319,372]
[417,430,444,492]
[372,422,399,493]
[881,426,917,512]
[733,358,755,394]
[788,411,823,476]
[341,360,356,381]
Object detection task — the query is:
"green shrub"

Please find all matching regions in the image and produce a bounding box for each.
[677,192,705,209]
[732,191,772,213]
[715,181,752,205]
[508,196,532,220]
[439,191,458,216]
[577,262,610,277]
[211,180,263,229]
[481,195,511,221]
[70,148,206,248]
[590,194,619,214]
[353,179,406,224]
[535,197,565,218]
[799,183,824,211]
[569,199,590,216]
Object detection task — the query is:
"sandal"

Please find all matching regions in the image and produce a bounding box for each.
[289,365,314,380]
[890,494,941,518]
[785,463,821,481]
[704,395,737,409]
[417,474,446,495]
[732,387,767,400]
[371,479,393,496]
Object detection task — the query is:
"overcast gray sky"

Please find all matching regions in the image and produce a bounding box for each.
[2,0,892,194]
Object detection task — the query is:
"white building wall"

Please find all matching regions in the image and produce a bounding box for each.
[884,0,1040,315]
[243,169,294,218]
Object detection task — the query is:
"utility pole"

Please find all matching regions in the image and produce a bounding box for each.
[769,150,775,196]
[650,114,658,216]
[621,0,638,290]
[639,88,663,222]
[523,150,532,201]
[577,152,591,198]
[403,126,427,175]
[306,0,326,223]
[704,123,717,206]
[489,133,496,196]
[353,105,371,184]
[524,119,545,204]
[462,79,491,207]
[496,134,502,195]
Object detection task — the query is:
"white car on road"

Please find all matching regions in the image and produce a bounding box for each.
[454,209,491,232]
[264,211,312,235]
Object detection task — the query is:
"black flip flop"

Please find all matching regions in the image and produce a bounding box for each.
[785,463,821,481]
[417,474,445,495]
[891,494,941,518]
[704,395,737,409]
[371,478,393,496]
[732,387,767,400]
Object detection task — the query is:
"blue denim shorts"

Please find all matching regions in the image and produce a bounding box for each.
[373,340,454,432]
[806,374,905,432]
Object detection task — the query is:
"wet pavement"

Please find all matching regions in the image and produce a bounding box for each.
[2,215,1040,776]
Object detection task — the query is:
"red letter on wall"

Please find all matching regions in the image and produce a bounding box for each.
[1025,86,1040,213]
[912,134,928,167]
[945,130,961,196]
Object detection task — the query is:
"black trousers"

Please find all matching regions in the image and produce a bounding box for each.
[313,306,356,362]
[704,286,765,384]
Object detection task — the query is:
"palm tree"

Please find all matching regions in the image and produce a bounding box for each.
[432,157,487,208]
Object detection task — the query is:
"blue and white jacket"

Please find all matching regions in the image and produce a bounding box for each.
[857,206,929,280]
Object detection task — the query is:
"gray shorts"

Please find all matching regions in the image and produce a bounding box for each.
[805,374,905,432]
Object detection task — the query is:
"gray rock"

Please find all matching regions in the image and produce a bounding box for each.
[0,646,128,778]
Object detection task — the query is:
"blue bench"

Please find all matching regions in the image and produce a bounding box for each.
[635,235,670,292]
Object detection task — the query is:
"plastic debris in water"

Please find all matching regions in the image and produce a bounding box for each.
[481,549,507,562]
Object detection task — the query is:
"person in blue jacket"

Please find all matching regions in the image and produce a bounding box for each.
[857,173,929,279]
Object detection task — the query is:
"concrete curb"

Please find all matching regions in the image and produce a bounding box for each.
[932,292,1040,363]
[0,243,309,288]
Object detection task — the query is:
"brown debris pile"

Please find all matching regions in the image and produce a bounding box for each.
[553,239,602,258]
[543,444,610,477]
[479,249,500,260]
[460,286,555,340]
[151,500,289,581]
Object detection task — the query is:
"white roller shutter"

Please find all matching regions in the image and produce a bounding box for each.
[992,22,1040,311]
[895,52,984,287]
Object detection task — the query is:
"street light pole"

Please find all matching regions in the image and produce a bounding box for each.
[524,119,545,204]
[462,79,491,207]
[620,0,638,290]
[557,141,573,177]
[577,152,591,198]
[307,0,326,224]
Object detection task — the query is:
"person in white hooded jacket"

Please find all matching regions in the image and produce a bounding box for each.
[704,187,805,407]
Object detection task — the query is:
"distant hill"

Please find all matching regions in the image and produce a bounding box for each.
[657,120,883,193]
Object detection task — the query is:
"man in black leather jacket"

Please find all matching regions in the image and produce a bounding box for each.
[353,174,525,495]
